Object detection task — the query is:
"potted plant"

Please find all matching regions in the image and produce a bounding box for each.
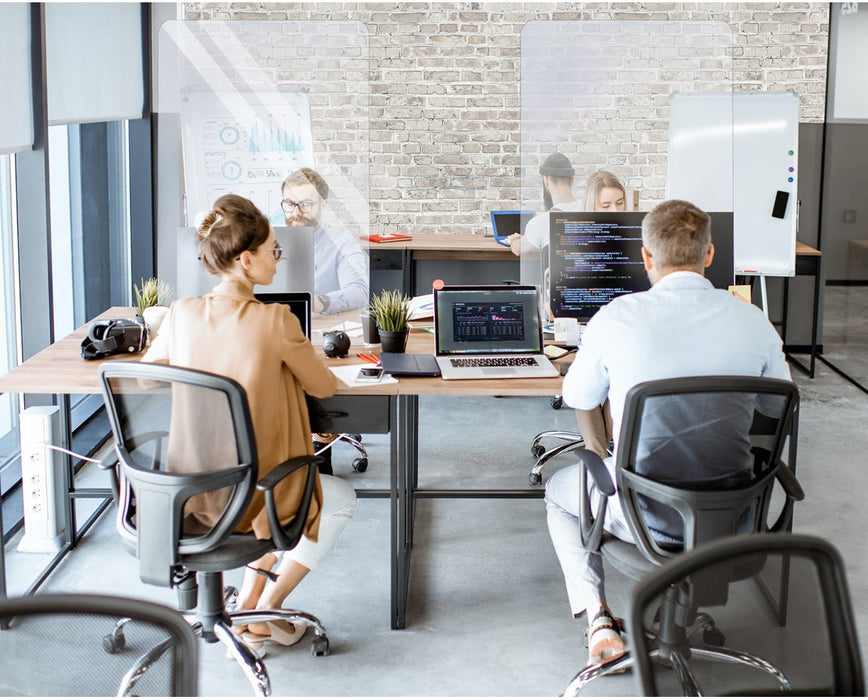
[133,277,173,337]
[369,289,411,353]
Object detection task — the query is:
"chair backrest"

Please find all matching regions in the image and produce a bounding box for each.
[99,362,259,588]
[0,593,199,696]
[628,533,865,696]
[615,376,799,563]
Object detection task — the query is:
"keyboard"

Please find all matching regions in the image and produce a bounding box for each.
[449,356,540,368]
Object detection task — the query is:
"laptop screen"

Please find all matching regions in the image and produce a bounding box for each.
[435,286,544,355]
[490,210,535,245]
[255,292,312,339]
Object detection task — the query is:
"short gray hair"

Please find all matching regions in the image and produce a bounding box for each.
[641,200,712,271]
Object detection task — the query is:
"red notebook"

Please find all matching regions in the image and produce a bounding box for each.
[361,233,413,243]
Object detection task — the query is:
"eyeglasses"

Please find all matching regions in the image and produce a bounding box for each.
[237,240,282,261]
[281,199,316,214]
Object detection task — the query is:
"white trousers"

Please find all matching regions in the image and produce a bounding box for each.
[544,461,634,618]
[283,474,356,571]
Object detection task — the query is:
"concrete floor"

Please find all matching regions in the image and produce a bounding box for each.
[3,357,868,696]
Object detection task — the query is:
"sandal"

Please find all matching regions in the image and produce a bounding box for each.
[585,605,626,667]
[242,620,308,649]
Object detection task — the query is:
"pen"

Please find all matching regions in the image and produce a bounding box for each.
[357,352,381,366]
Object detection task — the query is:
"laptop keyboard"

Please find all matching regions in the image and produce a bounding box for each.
[449,356,539,368]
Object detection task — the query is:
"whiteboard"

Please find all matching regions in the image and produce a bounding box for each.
[179,89,314,225]
[667,91,798,276]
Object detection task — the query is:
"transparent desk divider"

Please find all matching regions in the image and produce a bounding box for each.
[156,21,370,313]
[519,21,734,318]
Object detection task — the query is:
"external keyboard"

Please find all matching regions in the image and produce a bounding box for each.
[449,356,539,368]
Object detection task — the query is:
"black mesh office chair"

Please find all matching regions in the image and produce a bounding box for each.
[629,533,865,696]
[562,375,804,695]
[0,593,198,696]
[98,362,330,697]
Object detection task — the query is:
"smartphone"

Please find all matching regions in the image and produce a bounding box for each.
[356,366,383,382]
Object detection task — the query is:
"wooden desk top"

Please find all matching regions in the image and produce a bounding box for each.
[796,241,821,256]
[0,307,562,399]
[368,233,516,261]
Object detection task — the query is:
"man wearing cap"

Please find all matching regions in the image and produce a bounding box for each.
[508,152,581,256]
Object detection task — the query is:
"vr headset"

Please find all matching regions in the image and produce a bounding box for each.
[81,318,147,360]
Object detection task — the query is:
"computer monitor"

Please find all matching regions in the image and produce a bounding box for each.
[548,211,734,322]
[175,226,315,298]
[489,210,535,246]
[254,291,312,339]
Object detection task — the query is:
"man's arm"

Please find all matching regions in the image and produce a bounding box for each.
[561,317,610,410]
[318,233,369,315]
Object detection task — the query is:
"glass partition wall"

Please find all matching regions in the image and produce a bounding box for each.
[156,21,370,313]
[817,6,868,392]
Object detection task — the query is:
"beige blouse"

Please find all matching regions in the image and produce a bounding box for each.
[142,280,338,541]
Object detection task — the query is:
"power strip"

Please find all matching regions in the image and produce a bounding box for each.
[17,406,67,553]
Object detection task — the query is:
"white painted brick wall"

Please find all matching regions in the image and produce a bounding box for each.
[183,2,829,236]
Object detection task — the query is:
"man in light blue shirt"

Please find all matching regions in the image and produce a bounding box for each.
[545,199,791,668]
[281,168,369,315]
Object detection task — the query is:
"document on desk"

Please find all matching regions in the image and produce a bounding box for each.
[329,364,398,388]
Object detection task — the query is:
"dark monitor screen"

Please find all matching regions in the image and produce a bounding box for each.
[549,211,734,322]
[489,210,535,245]
[254,291,312,339]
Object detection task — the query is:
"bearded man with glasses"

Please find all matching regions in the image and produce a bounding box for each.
[280,167,368,315]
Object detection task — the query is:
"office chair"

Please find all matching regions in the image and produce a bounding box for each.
[628,533,865,696]
[562,375,804,695]
[98,362,331,697]
[0,592,198,696]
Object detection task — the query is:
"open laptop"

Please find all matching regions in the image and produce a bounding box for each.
[434,285,558,380]
[255,291,312,338]
[489,210,535,246]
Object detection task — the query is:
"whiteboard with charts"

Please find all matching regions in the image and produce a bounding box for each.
[667,91,799,277]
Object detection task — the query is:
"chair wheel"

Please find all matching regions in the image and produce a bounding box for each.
[531,444,545,458]
[311,634,330,656]
[529,472,542,486]
[703,627,725,646]
[103,632,125,653]
[551,397,563,410]
[352,458,368,473]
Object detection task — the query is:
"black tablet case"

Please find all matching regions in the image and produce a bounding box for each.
[380,352,441,377]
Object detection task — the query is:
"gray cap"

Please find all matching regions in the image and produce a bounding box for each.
[539,153,575,177]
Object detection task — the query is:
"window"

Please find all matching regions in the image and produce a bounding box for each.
[0,153,20,496]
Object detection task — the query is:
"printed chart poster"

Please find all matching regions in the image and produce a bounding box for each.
[180,89,314,224]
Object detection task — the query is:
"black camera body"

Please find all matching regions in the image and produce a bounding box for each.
[81,318,147,360]
[322,330,351,358]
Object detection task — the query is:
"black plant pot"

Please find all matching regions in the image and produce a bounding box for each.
[379,329,408,353]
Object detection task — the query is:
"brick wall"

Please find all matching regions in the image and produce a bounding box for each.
[182,2,829,236]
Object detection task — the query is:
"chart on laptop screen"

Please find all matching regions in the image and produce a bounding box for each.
[453,301,526,342]
[549,212,648,321]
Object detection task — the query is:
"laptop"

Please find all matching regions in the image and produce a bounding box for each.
[255,291,312,338]
[434,285,558,380]
[489,210,535,246]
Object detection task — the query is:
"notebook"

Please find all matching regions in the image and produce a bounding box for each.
[380,352,441,377]
[255,292,312,338]
[434,285,558,380]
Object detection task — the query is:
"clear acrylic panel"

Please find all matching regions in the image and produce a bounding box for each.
[519,21,734,309]
[156,21,370,313]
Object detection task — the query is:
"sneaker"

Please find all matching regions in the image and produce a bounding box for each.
[586,605,626,667]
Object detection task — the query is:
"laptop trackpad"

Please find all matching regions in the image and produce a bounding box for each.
[483,367,517,375]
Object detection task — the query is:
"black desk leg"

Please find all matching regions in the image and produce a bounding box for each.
[391,394,418,630]
[401,248,414,297]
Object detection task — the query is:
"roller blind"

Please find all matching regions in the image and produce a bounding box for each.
[45,3,144,125]
[0,4,34,154]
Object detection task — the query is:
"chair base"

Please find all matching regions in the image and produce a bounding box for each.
[528,431,585,485]
[563,641,792,696]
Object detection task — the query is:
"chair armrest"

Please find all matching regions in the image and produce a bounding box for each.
[572,447,615,552]
[774,462,804,501]
[256,455,323,551]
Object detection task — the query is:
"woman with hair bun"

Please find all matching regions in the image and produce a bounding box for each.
[143,194,356,654]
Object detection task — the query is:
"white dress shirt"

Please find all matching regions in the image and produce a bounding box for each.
[562,270,792,457]
[313,225,369,314]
